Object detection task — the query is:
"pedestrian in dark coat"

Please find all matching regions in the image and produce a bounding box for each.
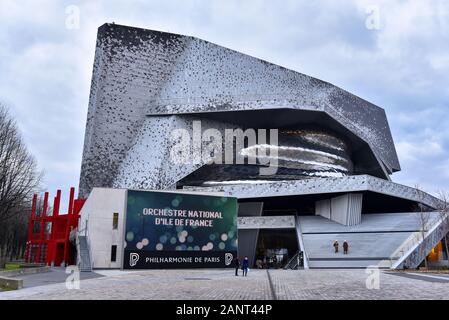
[233,257,240,276]
[242,256,249,276]
[343,240,349,254]
[333,240,339,253]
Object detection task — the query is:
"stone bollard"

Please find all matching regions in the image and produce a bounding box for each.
[0,276,23,290]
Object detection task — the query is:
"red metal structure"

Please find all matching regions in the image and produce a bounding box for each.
[24,187,85,266]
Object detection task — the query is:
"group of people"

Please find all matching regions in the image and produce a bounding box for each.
[255,258,267,269]
[233,256,249,276]
[333,240,349,254]
[232,242,349,275]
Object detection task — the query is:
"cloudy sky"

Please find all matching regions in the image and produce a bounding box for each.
[1,0,448,204]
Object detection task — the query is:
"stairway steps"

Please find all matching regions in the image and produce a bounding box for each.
[308,259,392,269]
[77,235,92,272]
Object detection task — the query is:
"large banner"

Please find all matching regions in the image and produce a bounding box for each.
[123,190,238,269]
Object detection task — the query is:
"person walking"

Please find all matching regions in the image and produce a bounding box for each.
[233,257,240,276]
[242,256,249,276]
[333,240,339,253]
[343,240,349,255]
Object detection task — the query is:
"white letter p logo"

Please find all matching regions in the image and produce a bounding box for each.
[130,253,140,267]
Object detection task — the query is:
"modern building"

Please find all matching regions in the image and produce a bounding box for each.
[77,23,449,270]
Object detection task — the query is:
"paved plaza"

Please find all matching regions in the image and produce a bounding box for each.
[1,268,448,300]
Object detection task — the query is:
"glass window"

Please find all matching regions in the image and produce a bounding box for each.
[112,212,119,229]
[111,245,117,262]
[33,221,41,233]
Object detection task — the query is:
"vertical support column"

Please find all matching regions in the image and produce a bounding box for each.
[47,190,62,266]
[68,187,75,215]
[63,187,76,266]
[347,193,363,225]
[237,229,259,267]
[51,190,61,242]
[236,202,264,267]
[53,190,61,216]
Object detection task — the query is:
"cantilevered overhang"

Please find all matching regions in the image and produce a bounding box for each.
[147,108,392,180]
[183,175,443,210]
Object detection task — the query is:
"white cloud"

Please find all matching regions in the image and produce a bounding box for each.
[0,0,448,195]
[440,160,449,180]
[396,140,444,162]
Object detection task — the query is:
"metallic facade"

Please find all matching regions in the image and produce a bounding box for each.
[80,23,401,198]
[79,23,447,269]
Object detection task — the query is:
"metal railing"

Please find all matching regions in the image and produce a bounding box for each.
[75,231,92,272]
[283,251,304,270]
[390,214,449,269]
[294,215,309,269]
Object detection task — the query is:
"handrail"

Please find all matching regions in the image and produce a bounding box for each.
[295,216,309,269]
[75,224,93,271]
[391,214,448,269]
[283,251,303,270]
[75,231,82,269]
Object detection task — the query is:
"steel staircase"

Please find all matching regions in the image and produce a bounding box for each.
[390,213,449,269]
[77,235,92,272]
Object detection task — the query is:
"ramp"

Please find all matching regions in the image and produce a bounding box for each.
[298,212,446,269]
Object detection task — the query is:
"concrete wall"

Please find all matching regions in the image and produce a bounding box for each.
[315,193,362,226]
[237,229,259,267]
[316,199,331,220]
[78,188,127,269]
[237,216,295,229]
[236,202,263,266]
[331,194,362,226]
[237,202,263,217]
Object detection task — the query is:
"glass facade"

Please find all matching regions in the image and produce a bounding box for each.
[179,128,353,187]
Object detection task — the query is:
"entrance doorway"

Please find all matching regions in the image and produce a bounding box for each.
[254,229,299,269]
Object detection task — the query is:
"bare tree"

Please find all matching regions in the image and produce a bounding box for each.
[437,190,449,268]
[414,185,430,269]
[0,103,42,264]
